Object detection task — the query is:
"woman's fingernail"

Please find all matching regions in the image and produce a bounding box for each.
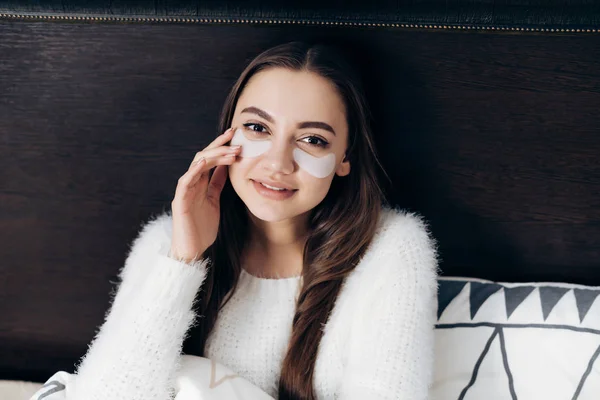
[230,145,241,149]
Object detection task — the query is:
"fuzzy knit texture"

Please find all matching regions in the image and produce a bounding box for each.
[35,204,439,400]
[203,268,302,397]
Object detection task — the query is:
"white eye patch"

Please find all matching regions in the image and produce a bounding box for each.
[230,128,272,158]
[292,148,336,179]
[230,128,337,179]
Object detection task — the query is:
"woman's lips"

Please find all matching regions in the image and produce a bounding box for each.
[251,179,297,200]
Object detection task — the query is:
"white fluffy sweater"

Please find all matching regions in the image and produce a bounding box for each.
[33,205,439,400]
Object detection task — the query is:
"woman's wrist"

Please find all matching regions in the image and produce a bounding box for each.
[167,247,205,265]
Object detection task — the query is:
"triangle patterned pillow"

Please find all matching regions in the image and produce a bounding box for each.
[432,277,600,400]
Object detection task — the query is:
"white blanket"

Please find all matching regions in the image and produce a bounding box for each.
[30,355,274,400]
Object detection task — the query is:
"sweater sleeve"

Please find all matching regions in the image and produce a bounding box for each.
[29,213,210,400]
[338,214,439,400]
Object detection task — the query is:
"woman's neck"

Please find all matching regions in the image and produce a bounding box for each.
[242,212,309,278]
[241,244,304,279]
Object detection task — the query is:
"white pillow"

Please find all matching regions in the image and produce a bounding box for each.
[432,277,600,400]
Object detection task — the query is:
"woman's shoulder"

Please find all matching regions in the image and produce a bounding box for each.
[127,209,174,256]
[375,205,436,244]
[346,204,440,292]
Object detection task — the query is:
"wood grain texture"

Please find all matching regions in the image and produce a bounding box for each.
[1,20,599,381]
[1,0,599,28]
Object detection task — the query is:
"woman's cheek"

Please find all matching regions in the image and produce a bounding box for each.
[300,172,334,201]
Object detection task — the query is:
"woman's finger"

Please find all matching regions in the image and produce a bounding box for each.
[189,144,240,169]
[185,153,237,188]
[198,152,238,173]
[204,127,236,152]
[206,165,229,204]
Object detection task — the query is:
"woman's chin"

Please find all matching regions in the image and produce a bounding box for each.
[246,203,294,223]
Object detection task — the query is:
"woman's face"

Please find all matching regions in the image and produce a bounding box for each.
[228,67,351,223]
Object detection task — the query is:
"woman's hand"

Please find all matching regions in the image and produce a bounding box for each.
[169,127,240,263]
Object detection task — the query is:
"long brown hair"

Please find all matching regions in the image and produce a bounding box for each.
[182,41,389,399]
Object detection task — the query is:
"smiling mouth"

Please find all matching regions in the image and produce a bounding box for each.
[251,179,298,199]
[251,179,297,191]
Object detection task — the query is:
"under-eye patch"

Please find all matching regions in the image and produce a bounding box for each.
[230,128,272,158]
[230,128,337,178]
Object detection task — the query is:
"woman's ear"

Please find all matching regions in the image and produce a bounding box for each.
[335,154,351,177]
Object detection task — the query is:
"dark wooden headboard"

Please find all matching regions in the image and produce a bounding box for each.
[1,0,599,383]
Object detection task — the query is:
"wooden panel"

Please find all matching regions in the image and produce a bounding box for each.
[1,20,599,381]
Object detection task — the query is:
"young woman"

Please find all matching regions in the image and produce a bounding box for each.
[31,41,439,400]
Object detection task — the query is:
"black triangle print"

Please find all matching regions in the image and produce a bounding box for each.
[470,282,502,319]
[574,289,600,323]
[504,286,536,319]
[437,280,467,319]
[458,328,516,400]
[539,286,570,320]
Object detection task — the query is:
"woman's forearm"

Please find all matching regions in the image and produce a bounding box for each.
[69,254,208,400]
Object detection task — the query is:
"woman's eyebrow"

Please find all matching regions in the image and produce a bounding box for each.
[241,106,336,136]
[297,121,336,136]
[241,106,274,123]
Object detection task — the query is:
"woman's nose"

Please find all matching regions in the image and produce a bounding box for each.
[260,141,295,175]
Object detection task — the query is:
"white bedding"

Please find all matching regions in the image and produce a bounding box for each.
[0,379,43,400]
[26,355,273,400]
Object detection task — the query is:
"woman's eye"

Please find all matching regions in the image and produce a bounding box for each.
[243,123,268,134]
[301,136,329,148]
[242,124,328,148]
